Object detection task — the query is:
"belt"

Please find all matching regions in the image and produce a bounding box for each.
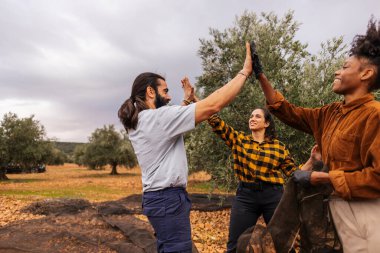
[144,187,186,196]
[239,181,283,191]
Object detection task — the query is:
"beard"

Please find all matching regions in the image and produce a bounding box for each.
[154,93,169,108]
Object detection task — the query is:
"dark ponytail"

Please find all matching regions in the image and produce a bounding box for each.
[118,72,165,131]
[260,107,277,140]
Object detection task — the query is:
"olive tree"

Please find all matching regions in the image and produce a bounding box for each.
[77,125,137,174]
[0,113,54,179]
[0,127,8,180]
[186,11,347,188]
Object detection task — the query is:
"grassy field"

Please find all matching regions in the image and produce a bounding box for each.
[0,164,230,253]
[0,163,216,201]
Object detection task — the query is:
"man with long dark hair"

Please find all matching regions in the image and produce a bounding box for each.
[118,42,253,253]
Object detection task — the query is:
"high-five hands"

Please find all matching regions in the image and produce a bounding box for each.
[250,41,264,79]
[240,42,253,78]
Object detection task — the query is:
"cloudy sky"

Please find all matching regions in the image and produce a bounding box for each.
[0,0,378,142]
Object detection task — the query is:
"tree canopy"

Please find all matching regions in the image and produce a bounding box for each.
[0,113,62,179]
[74,125,137,174]
[186,11,350,189]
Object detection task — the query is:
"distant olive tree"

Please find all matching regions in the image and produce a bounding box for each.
[186,11,347,188]
[121,131,138,169]
[73,144,87,166]
[0,127,8,180]
[76,125,137,175]
[46,146,67,165]
[0,112,55,180]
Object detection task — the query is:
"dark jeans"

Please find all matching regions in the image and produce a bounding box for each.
[142,187,192,253]
[227,181,283,253]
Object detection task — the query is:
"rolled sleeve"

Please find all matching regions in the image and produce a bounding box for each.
[207,114,221,127]
[329,170,352,200]
[280,148,298,177]
[207,115,238,148]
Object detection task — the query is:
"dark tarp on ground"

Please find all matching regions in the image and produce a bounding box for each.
[0,193,232,253]
[237,177,342,253]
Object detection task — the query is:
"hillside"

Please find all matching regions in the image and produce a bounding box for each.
[53,142,85,158]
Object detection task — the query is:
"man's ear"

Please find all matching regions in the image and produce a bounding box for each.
[146,86,156,99]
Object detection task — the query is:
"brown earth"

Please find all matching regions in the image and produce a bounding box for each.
[0,164,233,253]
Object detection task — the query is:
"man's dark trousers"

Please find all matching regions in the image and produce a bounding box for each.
[142,187,192,253]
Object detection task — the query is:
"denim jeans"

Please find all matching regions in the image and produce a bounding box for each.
[227,181,283,253]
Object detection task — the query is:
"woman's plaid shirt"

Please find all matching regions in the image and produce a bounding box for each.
[208,115,297,184]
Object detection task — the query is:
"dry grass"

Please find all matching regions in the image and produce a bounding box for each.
[1,164,142,201]
[0,164,230,252]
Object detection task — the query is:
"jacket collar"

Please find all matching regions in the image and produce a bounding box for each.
[340,93,374,115]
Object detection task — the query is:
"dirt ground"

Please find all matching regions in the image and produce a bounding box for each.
[0,164,232,253]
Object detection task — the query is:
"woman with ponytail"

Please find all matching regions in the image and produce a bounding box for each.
[205,107,297,253]
[118,42,253,253]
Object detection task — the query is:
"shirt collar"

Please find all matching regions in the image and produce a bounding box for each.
[340,93,374,115]
[247,135,274,144]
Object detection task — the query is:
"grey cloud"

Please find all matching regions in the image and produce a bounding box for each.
[0,0,378,141]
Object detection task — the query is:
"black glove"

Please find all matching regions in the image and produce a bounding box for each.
[250,41,263,79]
[293,170,312,187]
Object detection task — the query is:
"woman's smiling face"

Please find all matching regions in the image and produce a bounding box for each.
[248,109,269,132]
[333,56,367,95]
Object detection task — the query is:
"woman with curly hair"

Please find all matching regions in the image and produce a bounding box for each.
[254,18,380,252]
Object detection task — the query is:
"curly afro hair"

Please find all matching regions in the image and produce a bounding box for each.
[350,17,380,91]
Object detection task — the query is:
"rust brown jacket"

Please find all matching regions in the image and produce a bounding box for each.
[267,91,380,200]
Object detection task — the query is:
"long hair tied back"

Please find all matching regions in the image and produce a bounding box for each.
[350,17,380,90]
[260,108,277,140]
[118,72,165,131]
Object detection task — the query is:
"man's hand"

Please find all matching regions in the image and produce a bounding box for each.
[181,77,198,105]
[240,41,253,78]
[250,41,263,79]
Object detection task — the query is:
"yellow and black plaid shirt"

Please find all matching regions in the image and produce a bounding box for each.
[208,115,297,184]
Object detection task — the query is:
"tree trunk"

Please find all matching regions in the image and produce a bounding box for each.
[0,167,9,180]
[110,164,118,175]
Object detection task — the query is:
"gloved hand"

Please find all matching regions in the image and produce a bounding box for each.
[250,41,264,79]
[293,170,312,187]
